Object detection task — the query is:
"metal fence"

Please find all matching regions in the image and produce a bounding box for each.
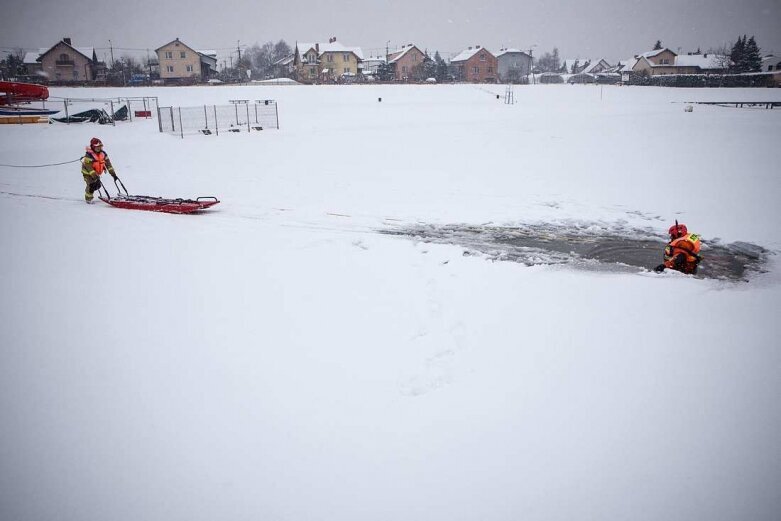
[48,96,159,125]
[157,100,279,138]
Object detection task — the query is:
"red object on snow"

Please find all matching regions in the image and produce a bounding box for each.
[99,194,220,214]
[0,81,50,105]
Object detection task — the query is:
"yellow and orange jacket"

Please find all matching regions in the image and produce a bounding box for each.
[81,148,115,177]
[663,233,702,273]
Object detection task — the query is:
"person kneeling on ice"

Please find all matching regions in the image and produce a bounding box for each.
[654,221,702,274]
[81,137,117,203]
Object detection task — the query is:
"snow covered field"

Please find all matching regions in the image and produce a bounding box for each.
[1,84,780,520]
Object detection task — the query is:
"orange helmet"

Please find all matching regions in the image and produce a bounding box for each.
[668,221,688,239]
[90,137,103,148]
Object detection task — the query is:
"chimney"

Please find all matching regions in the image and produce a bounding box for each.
[468,46,472,50]
[476,45,480,49]
[316,43,320,53]
[63,37,72,45]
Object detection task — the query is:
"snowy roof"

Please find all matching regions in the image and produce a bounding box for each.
[563,58,590,70]
[496,48,530,57]
[297,41,364,61]
[451,47,492,62]
[197,50,217,57]
[388,45,421,64]
[637,48,674,58]
[581,59,610,74]
[674,54,728,69]
[318,42,364,60]
[23,49,48,64]
[32,42,95,62]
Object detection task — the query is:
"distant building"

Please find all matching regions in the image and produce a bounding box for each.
[25,38,100,82]
[761,54,780,72]
[387,44,426,81]
[361,55,386,78]
[293,38,364,83]
[450,46,497,83]
[631,48,729,76]
[496,48,531,82]
[155,38,217,83]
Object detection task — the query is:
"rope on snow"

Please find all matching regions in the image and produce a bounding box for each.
[0,158,82,168]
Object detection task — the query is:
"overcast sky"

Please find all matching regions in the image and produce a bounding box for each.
[1,0,778,65]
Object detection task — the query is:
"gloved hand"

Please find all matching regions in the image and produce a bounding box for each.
[111,172,118,180]
[654,264,665,273]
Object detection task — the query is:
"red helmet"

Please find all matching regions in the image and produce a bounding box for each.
[90,137,103,148]
[668,222,688,238]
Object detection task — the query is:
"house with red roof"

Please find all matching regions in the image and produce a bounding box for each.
[450,46,497,83]
[387,44,427,81]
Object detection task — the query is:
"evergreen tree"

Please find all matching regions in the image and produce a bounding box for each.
[744,36,761,72]
[376,61,394,82]
[730,35,747,72]
[433,51,449,82]
[551,47,560,73]
[571,59,579,74]
[653,40,663,50]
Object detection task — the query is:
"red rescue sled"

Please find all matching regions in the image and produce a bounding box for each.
[0,81,50,105]
[98,177,219,214]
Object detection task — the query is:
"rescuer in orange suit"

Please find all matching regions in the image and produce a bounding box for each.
[81,137,117,203]
[655,221,702,274]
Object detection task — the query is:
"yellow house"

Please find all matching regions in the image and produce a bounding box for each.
[294,39,363,83]
[155,38,217,83]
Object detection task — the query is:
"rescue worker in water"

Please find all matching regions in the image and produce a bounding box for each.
[81,137,117,203]
[655,221,702,274]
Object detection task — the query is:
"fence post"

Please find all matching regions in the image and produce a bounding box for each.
[254,103,258,124]
[235,104,239,126]
[178,107,184,139]
[64,99,69,124]
[275,102,279,130]
[214,105,219,136]
[109,100,116,126]
[157,106,162,132]
[170,107,175,133]
[128,99,133,122]
[246,104,250,132]
[204,105,208,130]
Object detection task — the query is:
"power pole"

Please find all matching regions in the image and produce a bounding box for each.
[109,39,114,67]
[237,41,241,64]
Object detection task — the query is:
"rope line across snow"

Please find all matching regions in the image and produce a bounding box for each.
[0,158,82,168]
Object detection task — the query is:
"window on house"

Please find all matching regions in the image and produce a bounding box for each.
[473,66,479,74]
[402,66,407,73]
[180,51,186,58]
[344,68,350,74]
[328,54,333,62]
[343,53,349,62]
[488,67,493,73]
[59,53,69,62]
[480,53,486,61]
[186,65,193,72]
[73,70,79,79]
[166,65,174,73]
[165,51,173,59]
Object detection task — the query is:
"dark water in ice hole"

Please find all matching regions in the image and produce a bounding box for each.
[380,223,771,282]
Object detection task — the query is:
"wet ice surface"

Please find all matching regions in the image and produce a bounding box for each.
[381,222,771,282]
